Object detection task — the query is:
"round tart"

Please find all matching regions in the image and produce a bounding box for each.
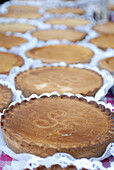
[93,22,114,34]
[1,96,114,158]
[15,67,103,97]
[0,52,24,74]
[98,57,114,74]
[0,23,36,33]
[0,84,13,112]
[46,7,85,15]
[0,12,42,19]
[32,29,87,42]
[26,44,93,64]
[44,18,90,28]
[0,34,28,49]
[7,5,39,12]
[90,35,114,50]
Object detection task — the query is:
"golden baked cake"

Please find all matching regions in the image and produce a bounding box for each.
[93,22,114,34]
[1,96,114,158]
[98,57,114,74]
[0,84,13,112]
[15,67,103,97]
[0,12,42,19]
[46,7,85,15]
[90,35,114,50]
[0,23,36,33]
[26,45,93,64]
[32,29,87,42]
[44,18,90,28]
[0,52,24,74]
[7,5,39,13]
[0,34,28,49]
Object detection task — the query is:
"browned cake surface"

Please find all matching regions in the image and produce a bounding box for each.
[90,35,114,50]
[0,84,13,112]
[26,45,93,64]
[46,7,85,15]
[0,34,28,49]
[98,57,114,73]
[7,5,39,12]
[0,52,24,74]
[32,30,87,42]
[0,23,36,33]
[1,96,114,158]
[15,67,103,97]
[93,22,114,34]
[44,18,90,28]
[0,12,42,19]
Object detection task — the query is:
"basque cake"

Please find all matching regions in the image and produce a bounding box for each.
[0,52,24,74]
[98,57,114,74]
[0,84,13,112]
[32,29,87,42]
[1,95,114,158]
[0,34,28,49]
[44,18,90,28]
[46,7,85,15]
[0,12,42,19]
[93,22,114,34]
[15,66,103,97]
[7,5,39,13]
[90,35,114,50]
[26,45,93,64]
[0,23,36,33]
